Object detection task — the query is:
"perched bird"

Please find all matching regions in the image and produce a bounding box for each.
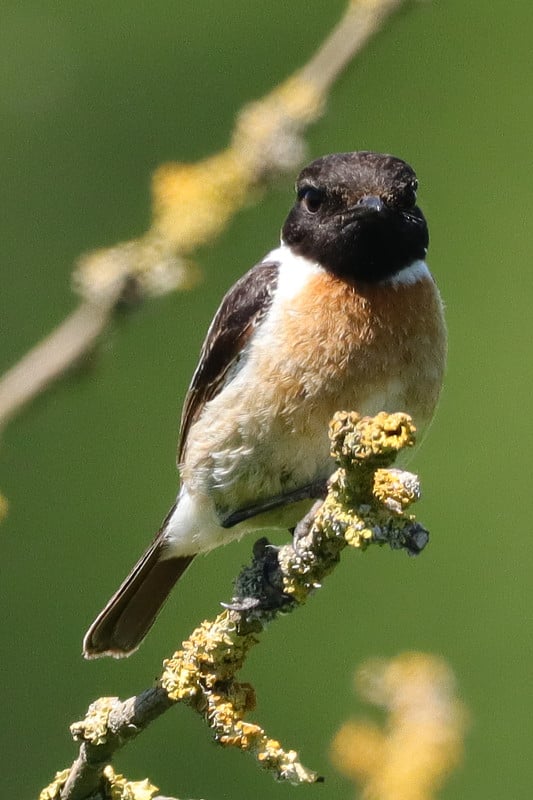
[83,151,446,659]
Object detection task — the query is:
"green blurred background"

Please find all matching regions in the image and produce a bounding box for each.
[2,1,532,797]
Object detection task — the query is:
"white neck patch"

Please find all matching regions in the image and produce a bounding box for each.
[382,259,431,287]
[267,242,430,293]
[268,243,431,290]
[263,243,323,302]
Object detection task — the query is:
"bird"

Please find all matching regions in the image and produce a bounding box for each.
[83,151,447,659]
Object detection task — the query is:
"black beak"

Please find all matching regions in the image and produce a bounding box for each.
[347,194,385,220]
[358,195,384,213]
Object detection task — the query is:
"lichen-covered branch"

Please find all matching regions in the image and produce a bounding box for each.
[0,0,411,436]
[40,410,430,800]
[41,765,171,800]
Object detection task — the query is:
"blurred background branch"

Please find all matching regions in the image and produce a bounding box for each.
[330,652,469,800]
[0,0,408,436]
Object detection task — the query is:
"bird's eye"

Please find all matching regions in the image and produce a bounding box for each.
[398,179,418,209]
[298,186,324,213]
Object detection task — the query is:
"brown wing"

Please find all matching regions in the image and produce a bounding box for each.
[178,261,279,462]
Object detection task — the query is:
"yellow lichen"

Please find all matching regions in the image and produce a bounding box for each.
[73,69,324,309]
[330,410,416,469]
[331,653,468,800]
[70,696,120,745]
[161,610,257,702]
[373,467,420,511]
[160,605,318,782]
[0,492,8,523]
[38,769,70,800]
[152,151,251,252]
[104,765,159,800]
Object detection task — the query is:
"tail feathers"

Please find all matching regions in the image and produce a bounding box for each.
[83,541,194,659]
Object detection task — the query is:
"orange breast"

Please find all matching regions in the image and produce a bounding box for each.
[256,269,447,433]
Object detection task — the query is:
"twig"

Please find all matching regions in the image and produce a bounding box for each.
[300,0,407,93]
[0,301,114,429]
[40,411,430,800]
[61,689,174,800]
[0,0,410,435]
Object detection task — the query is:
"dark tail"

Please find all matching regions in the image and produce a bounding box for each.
[83,540,194,659]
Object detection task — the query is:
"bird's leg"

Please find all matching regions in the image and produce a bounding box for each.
[221,478,328,529]
[223,537,291,614]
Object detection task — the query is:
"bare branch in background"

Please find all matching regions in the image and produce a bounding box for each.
[0,0,410,437]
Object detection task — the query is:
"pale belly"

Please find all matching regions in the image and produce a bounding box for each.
[180,364,432,525]
[165,368,430,559]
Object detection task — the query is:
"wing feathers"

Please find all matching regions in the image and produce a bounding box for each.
[178,261,279,461]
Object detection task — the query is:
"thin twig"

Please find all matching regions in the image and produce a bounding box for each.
[301,0,407,92]
[61,688,173,800]
[0,300,115,429]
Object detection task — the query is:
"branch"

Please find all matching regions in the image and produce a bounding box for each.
[39,411,430,800]
[0,301,114,429]
[330,652,468,799]
[300,0,408,93]
[0,0,411,435]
